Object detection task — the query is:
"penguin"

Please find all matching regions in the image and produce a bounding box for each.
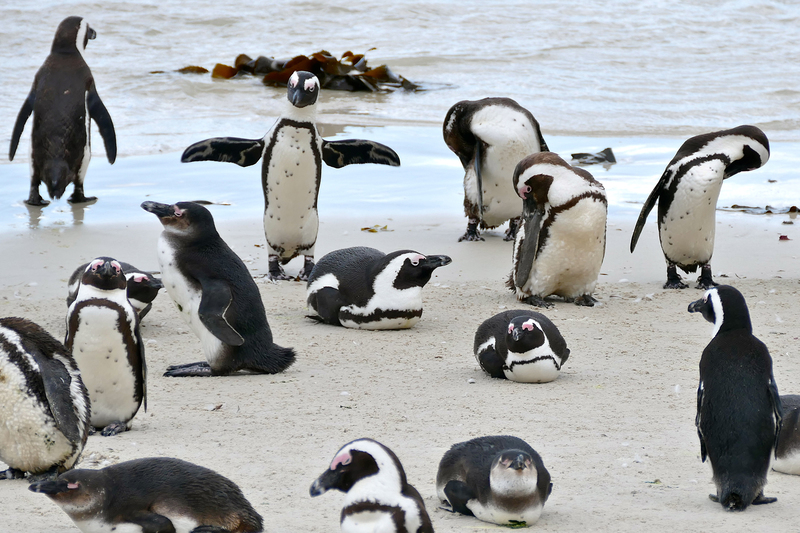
[181,70,401,281]
[443,97,549,242]
[473,310,570,383]
[436,435,552,526]
[508,152,607,308]
[29,457,263,533]
[310,438,433,533]
[65,257,146,436]
[773,395,800,475]
[688,284,782,510]
[9,16,116,206]
[0,317,90,480]
[630,126,770,289]
[141,201,296,377]
[67,261,163,319]
[306,246,451,330]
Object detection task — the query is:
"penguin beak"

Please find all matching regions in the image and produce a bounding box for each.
[288,85,318,108]
[510,454,528,471]
[511,327,521,342]
[141,201,176,219]
[309,468,340,497]
[87,26,96,40]
[98,261,114,277]
[688,298,705,314]
[29,479,71,495]
[420,255,452,269]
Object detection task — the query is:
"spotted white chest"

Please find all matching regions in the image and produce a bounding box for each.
[343,482,422,533]
[71,516,199,533]
[504,344,562,383]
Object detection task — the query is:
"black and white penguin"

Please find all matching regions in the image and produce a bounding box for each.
[473,310,570,383]
[631,126,770,289]
[181,70,401,281]
[436,435,552,526]
[310,438,433,533]
[443,97,549,242]
[0,317,89,480]
[306,246,451,329]
[65,257,145,436]
[508,152,607,307]
[29,457,263,532]
[688,285,782,510]
[773,394,800,475]
[67,261,163,319]
[141,201,296,377]
[9,16,116,206]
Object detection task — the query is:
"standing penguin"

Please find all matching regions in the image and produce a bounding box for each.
[181,70,401,281]
[141,201,296,377]
[67,260,163,319]
[688,285,782,510]
[436,435,552,526]
[65,257,145,436]
[0,317,90,480]
[306,246,451,329]
[9,16,116,206]
[29,457,263,532]
[443,98,549,242]
[310,438,434,533]
[508,152,607,307]
[473,310,569,383]
[631,126,770,289]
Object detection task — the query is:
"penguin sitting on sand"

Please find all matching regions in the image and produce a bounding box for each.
[443,97,549,242]
[9,16,116,206]
[631,126,770,289]
[29,457,263,532]
[141,201,296,377]
[310,438,434,533]
[774,394,800,475]
[473,310,570,383]
[181,70,401,281]
[508,152,607,308]
[67,261,163,319]
[437,435,552,526]
[65,257,145,436]
[0,317,90,480]
[306,246,451,329]
[688,285,782,510]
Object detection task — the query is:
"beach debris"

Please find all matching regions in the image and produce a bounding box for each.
[784,220,794,225]
[571,147,616,166]
[779,234,790,241]
[720,204,798,215]
[361,224,393,233]
[768,179,778,183]
[204,404,223,411]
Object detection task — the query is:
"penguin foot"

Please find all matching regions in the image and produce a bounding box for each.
[164,361,213,377]
[0,467,26,480]
[67,193,97,204]
[708,494,719,502]
[458,221,484,242]
[573,294,597,307]
[695,265,718,290]
[752,492,777,505]
[191,527,236,533]
[522,295,554,308]
[298,257,315,281]
[664,265,688,289]
[267,258,293,281]
[100,422,129,437]
[503,218,520,241]
[24,196,50,207]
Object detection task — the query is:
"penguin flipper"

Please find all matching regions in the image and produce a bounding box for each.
[515,202,544,288]
[9,89,34,160]
[630,169,670,252]
[198,280,245,346]
[443,480,476,517]
[181,137,265,167]
[769,375,783,458]
[307,287,344,326]
[321,139,401,168]
[135,325,147,413]
[696,381,707,462]
[32,354,84,445]
[477,348,506,379]
[87,85,117,164]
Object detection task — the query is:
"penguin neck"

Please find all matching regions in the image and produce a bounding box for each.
[283,101,318,124]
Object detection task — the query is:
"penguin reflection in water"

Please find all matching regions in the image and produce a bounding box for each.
[182,70,401,281]
[688,285,782,510]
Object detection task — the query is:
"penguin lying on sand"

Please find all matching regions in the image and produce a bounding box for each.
[181,70,401,281]
[508,152,607,307]
[773,394,800,475]
[688,285,782,510]
[29,457,263,532]
[474,310,569,382]
[631,126,770,289]
[0,317,89,480]
[437,435,552,526]
[443,97,549,242]
[67,261,163,319]
[310,438,433,533]
[306,246,451,329]
[65,257,145,436]
[142,201,296,377]
[9,16,116,206]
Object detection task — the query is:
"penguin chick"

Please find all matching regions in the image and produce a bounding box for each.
[310,438,434,533]
[67,261,163,319]
[688,285,782,510]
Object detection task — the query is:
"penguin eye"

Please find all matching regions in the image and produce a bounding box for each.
[524,186,532,194]
[67,482,80,490]
[111,262,122,273]
[342,456,352,466]
[174,208,183,218]
[411,259,419,266]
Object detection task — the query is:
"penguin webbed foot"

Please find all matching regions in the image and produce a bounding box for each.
[24,195,50,207]
[0,467,26,480]
[752,492,777,505]
[67,193,97,204]
[297,257,315,281]
[26,466,59,483]
[267,258,293,281]
[503,218,520,241]
[573,294,597,307]
[522,295,554,309]
[164,361,214,377]
[695,265,718,290]
[100,422,128,437]
[664,264,688,289]
[458,221,484,242]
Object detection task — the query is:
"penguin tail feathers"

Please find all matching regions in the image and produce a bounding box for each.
[505,272,516,292]
[43,160,70,199]
[260,344,296,374]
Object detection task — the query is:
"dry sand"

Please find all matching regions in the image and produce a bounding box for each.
[1,210,799,532]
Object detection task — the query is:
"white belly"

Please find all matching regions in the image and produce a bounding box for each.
[73,514,198,533]
[468,498,544,526]
[339,286,423,330]
[504,357,561,383]
[774,451,800,475]
[341,511,397,533]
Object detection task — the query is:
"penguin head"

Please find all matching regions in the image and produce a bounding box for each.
[310,438,406,497]
[513,152,565,204]
[80,257,126,291]
[385,251,452,290]
[52,17,95,55]
[506,316,546,353]
[287,71,320,109]
[141,201,218,242]
[29,469,103,515]
[723,125,770,178]
[489,449,538,497]
[688,285,752,338]
[126,271,163,303]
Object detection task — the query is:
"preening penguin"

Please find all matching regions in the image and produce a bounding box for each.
[0,317,89,480]
[181,70,401,281]
[65,257,145,436]
[688,285,782,511]
[508,152,607,308]
[631,126,770,289]
[306,246,451,330]
[29,457,263,533]
[9,16,116,206]
[310,438,434,533]
[443,97,549,242]
[473,310,569,383]
[141,201,296,377]
[67,261,163,319]
[773,394,800,475]
[436,435,552,526]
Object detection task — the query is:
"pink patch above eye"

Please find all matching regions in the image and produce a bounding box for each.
[174,207,183,217]
[522,321,535,331]
[111,261,122,273]
[67,483,79,490]
[89,259,104,271]
[132,274,147,283]
[507,324,515,334]
[330,451,352,470]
